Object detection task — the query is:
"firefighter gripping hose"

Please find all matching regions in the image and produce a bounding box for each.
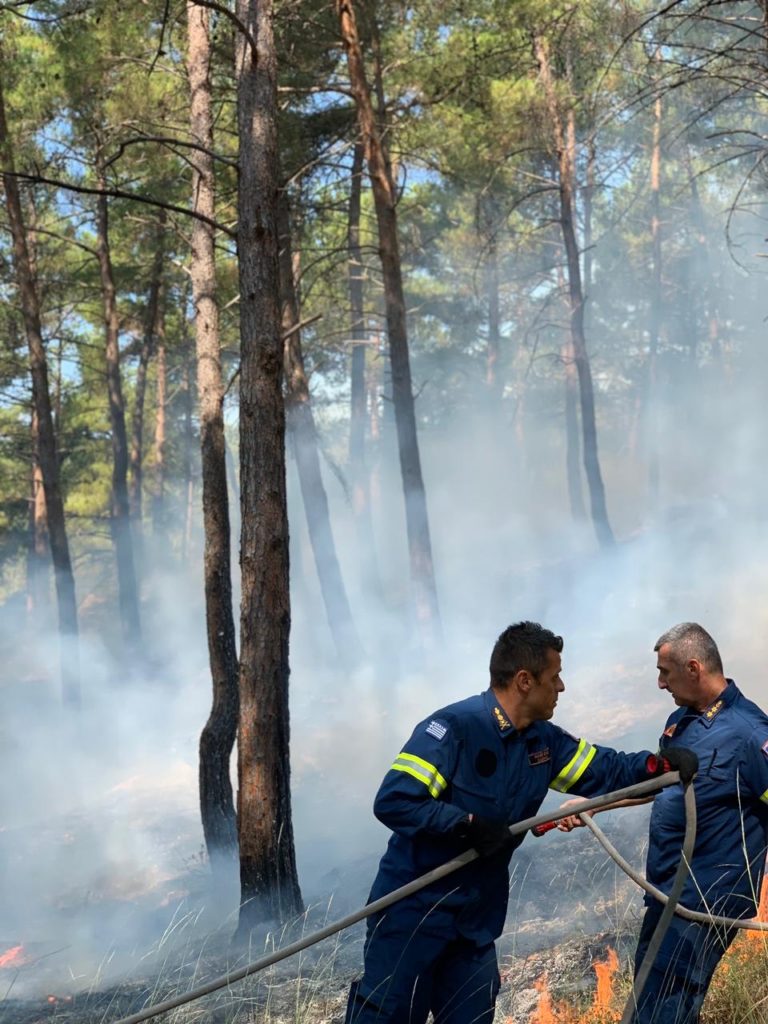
[111,773,682,1024]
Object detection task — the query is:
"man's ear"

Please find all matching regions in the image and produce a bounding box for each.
[686,659,701,679]
[513,668,532,693]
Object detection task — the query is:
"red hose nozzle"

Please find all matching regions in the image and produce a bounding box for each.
[531,820,559,837]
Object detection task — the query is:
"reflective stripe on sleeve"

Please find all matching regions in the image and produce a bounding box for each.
[390,751,448,798]
[761,788,768,805]
[550,738,598,793]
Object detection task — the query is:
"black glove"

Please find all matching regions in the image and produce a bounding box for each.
[454,814,513,857]
[646,747,698,784]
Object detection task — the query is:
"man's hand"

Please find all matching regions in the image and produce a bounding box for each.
[646,747,699,784]
[554,798,596,832]
[455,815,513,857]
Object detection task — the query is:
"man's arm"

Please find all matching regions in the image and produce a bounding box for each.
[372,714,467,838]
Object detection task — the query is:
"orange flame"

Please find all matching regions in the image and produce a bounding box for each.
[0,945,25,969]
[748,876,768,941]
[530,972,558,1024]
[592,947,619,1011]
[526,947,621,1024]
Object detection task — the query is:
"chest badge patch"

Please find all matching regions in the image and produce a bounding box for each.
[493,706,511,730]
[426,720,447,741]
[528,747,551,766]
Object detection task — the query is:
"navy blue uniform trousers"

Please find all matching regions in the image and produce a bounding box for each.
[344,902,499,1023]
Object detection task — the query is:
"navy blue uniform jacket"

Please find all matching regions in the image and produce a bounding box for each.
[649,679,768,918]
[369,688,652,945]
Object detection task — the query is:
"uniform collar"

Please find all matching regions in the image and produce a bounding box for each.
[484,688,518,737]
[696,678,737,728]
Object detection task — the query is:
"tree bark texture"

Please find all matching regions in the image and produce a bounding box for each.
[534,35,614,548]
[278,190,363,666]
[186,0,240,871]
[0,68,80,706]
[95,161,143,647]
[130,210,167,542]
[235,0,303,929]
[338,0,441,633]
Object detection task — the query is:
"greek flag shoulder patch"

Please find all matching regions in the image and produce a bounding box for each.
[426,719,448,741]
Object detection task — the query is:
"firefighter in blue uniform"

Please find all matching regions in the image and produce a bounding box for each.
[631,623,768,1024]
[344,621,696,1023]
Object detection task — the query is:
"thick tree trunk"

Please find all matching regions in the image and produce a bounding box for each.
[0,71,80,705]
[130,211,166,550]
[95,162,143,647]
[338,0,441,633]
[235,0,303,930]
[278,191,363,666]
[186,0,239,872]
[535,35,614,548]
[347,141,381,594]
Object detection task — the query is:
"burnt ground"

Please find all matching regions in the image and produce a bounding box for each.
[0,813,649,1024]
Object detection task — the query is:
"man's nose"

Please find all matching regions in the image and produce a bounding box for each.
[558,679,565,692]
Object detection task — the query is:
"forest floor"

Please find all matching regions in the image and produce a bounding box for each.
[0,815,647,1024]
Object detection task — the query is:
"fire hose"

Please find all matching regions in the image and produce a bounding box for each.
[110,771,758,1024]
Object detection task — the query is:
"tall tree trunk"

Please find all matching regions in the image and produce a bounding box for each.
[27,411,50,616]
[235,0,303,930]
[685,147,722,367]
[130,210,167,553]
[151,332,167,535]
[535,35,614,547]
[338,0,441,632]
[557,261,586,522]
[279,191,363,666]
[180,322,196,561]
[645,71,663,505]
[0,69,80,706]
[95,159,143,648]
[186,0,239,872]
[347,141,381,594]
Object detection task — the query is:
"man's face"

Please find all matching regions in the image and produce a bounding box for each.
[656,643,699,707]
[530,648,565,720]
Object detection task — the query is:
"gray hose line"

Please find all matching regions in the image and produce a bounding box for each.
[620,781,697,1024]
[582,809,768,930]
[111,773,681,1024]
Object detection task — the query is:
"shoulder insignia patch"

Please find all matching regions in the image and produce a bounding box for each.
[528,747,551,766]
[761,738,768,760]
[426,719,447,741]
[493,706,511,730]
[663,724,677,738]
[704,699,724,720]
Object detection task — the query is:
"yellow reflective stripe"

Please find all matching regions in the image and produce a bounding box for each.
[550,738,598,793]
[761,788,768,805]
[391,752,447,798]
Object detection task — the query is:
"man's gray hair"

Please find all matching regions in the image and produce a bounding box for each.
[654,622,723,674]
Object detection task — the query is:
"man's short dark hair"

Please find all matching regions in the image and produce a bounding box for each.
[489,621,563,688]
[654,622,724,675]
